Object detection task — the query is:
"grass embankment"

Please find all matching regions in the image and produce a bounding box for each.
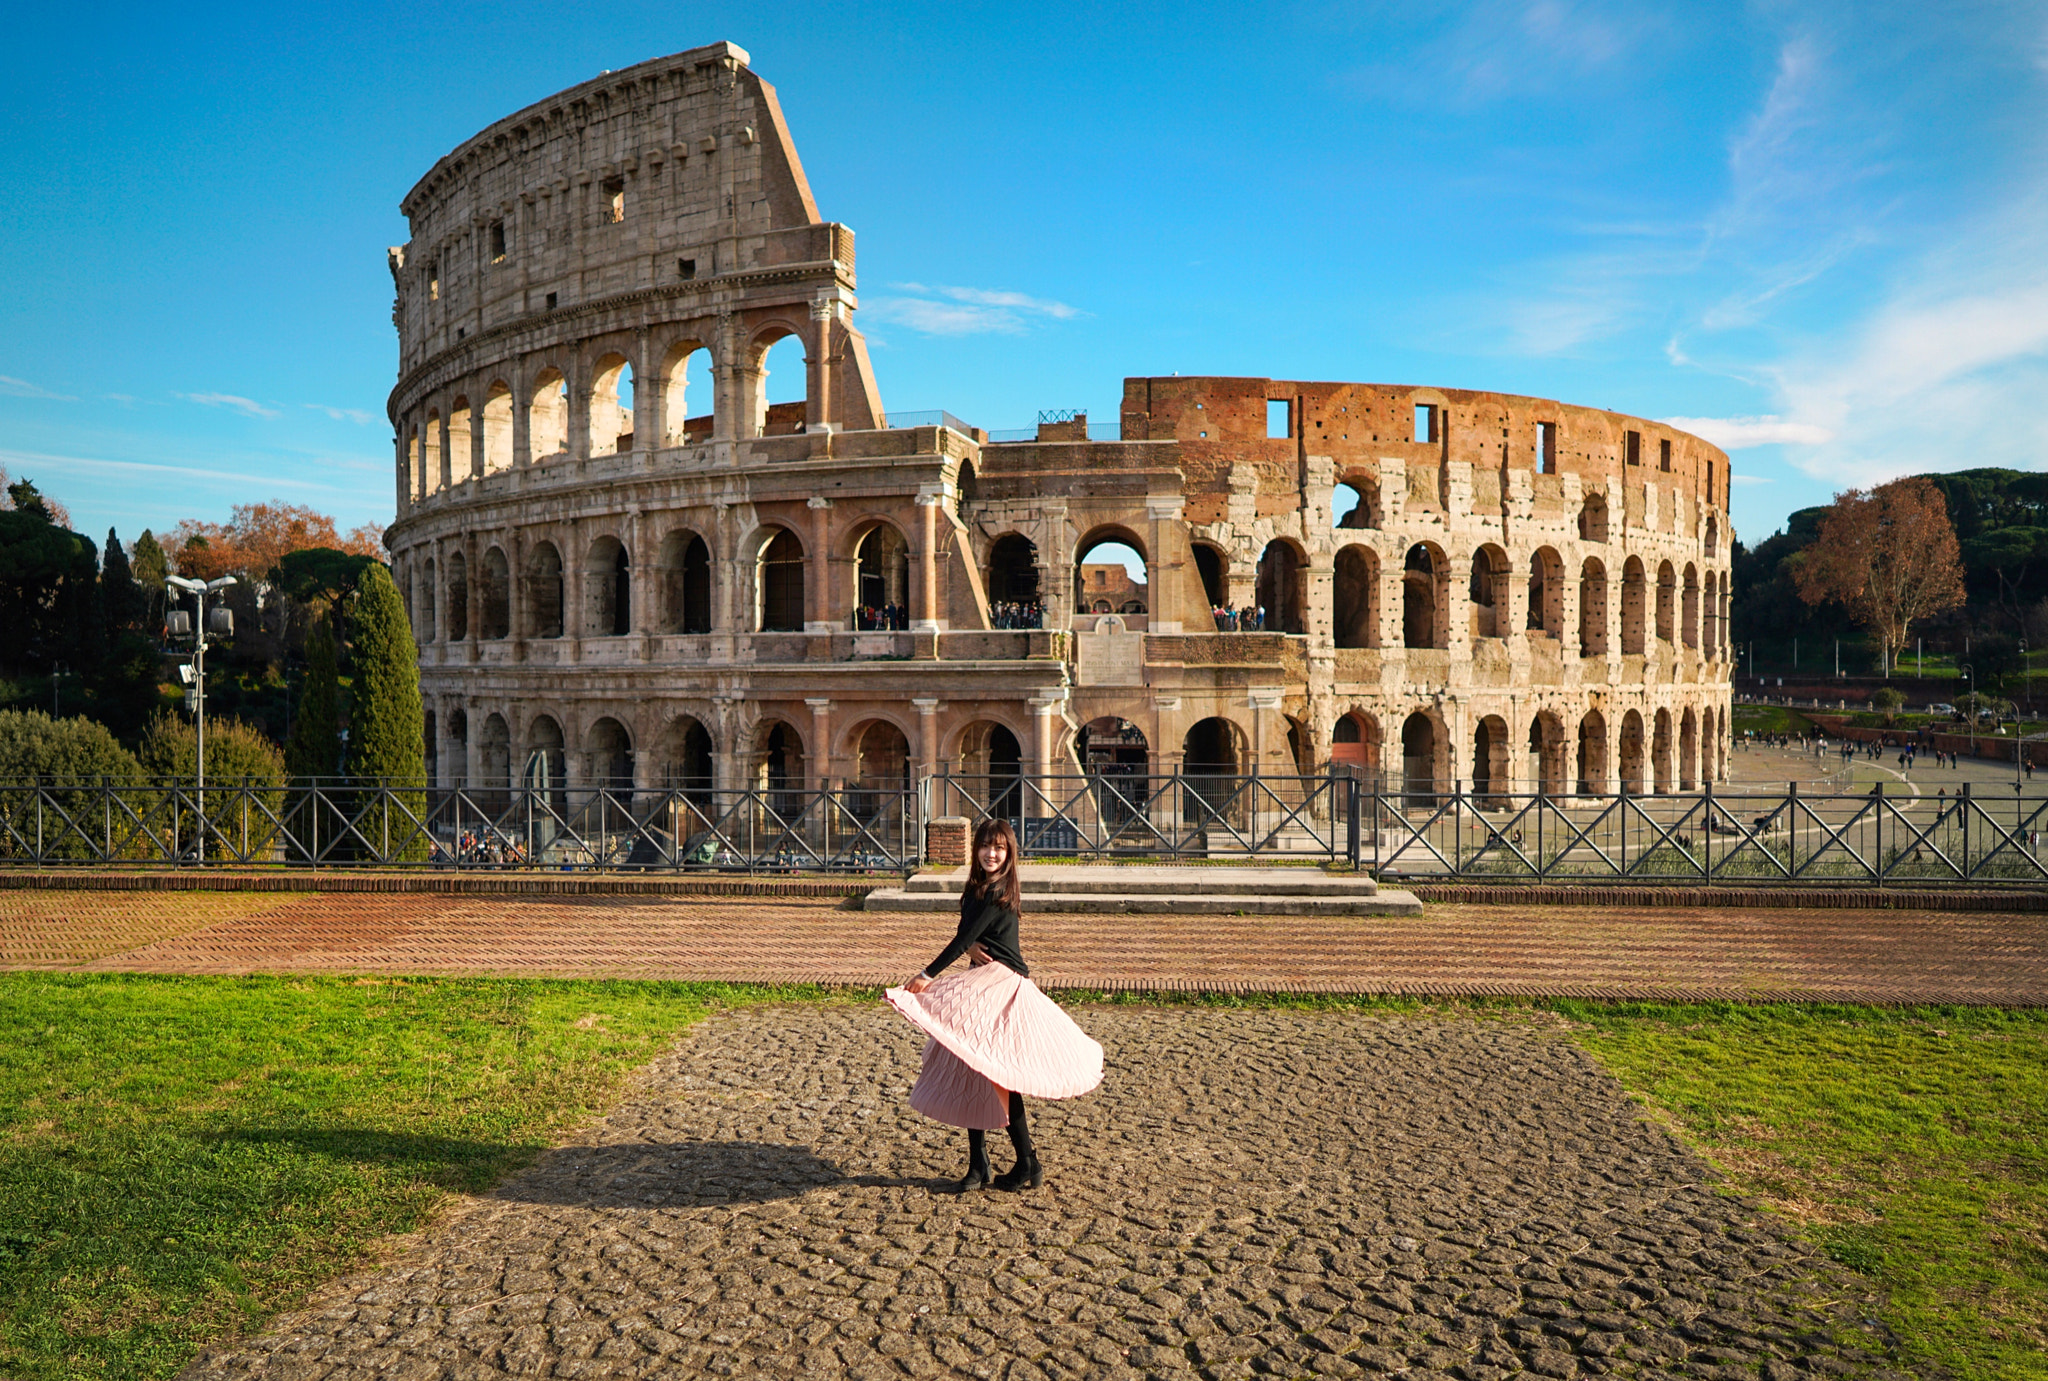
[2,979,2042,1381]
[0,974,813,1381]
[1732,703,1817,736]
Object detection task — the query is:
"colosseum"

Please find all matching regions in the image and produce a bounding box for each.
[384,40,1734,837]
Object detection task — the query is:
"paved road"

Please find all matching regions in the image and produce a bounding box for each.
[181,1004,1911,1381]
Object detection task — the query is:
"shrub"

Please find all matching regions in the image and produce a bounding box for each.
[1872,687,1906,722]
[139,712,288,859]
[0,709,144,860]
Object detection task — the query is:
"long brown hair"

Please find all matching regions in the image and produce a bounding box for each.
[965,817,1022,911]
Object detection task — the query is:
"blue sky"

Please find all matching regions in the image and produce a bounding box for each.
[3,0,2043,556]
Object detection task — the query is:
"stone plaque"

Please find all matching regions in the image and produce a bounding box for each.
[1076,631,1146,687]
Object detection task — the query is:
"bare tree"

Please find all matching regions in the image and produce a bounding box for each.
[1793,477,1966,675]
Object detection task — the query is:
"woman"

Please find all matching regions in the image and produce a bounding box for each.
[886,819,1103,1192]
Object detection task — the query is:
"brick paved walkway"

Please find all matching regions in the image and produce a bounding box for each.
[2,889,2041,1004]
[182,1005,1913,1381]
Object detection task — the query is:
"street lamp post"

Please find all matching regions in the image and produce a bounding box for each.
[1960,662,1975,760]
[166,574,238,861]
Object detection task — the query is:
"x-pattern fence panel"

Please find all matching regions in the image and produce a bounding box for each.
[929,772,1356,862]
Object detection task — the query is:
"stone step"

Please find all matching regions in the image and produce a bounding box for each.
[902,865,1380,897]
[863,887,1423,916]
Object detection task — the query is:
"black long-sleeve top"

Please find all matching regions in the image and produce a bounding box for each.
[922,886,1029,978]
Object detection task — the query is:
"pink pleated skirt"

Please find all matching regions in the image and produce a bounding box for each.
[884,962,1104,1129]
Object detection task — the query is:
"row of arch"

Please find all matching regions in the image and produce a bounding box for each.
[1333,481,1721,558]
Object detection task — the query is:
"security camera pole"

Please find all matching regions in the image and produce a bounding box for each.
[166,574,238,859]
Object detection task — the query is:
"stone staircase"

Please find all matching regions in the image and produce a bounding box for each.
[862,865,1422,915]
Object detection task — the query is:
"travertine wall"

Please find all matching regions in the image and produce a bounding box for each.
[383,44,1733,813]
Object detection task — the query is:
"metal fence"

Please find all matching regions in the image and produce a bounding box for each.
[0,779,917,872]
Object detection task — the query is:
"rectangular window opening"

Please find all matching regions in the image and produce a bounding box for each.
[489,222,507,262]
[545,291,559,311]
[602,177,626,223]
[1267,399,1290,439]
[1537,421,1557,474]
[1414,403,1437,444]
[427,263,440,301]
[1624,430,1641,466]
[678,257,696,280]
[1659,437,1672,472]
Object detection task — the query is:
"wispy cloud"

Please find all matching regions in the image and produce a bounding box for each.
[1661,415,1834,449]
[1339,0,1655,104]
[176,391,280,419]
[864,284,1083,336]
[0,374,78,401]
[304,402,377,425]
[0,446,371,497]
[1729,473,1775,486]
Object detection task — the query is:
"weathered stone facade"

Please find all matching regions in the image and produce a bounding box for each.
[385,42,1733,808]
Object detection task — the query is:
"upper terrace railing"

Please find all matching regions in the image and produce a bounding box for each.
[3,774,2041,885]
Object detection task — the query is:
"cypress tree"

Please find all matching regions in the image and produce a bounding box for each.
[286,615,343,779]
[101,528,146,635]
[132,530,169,630]
[344,564,427,860]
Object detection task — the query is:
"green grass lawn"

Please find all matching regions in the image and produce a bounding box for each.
[0,973,809,1381]
[3,978,2042,1381]
[1732,703,1817,736]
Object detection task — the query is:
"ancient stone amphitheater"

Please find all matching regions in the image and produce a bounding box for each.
[384,40,1733,816]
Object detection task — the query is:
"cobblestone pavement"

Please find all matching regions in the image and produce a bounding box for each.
[35,892,2047,1005]
[183,1004,1909,1381]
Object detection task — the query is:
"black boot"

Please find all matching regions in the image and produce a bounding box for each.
[993,1093,1042,1191]
[953,1129,991,1193]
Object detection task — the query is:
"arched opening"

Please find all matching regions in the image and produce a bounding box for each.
[446,550,468,642]
[1192,543,1228,614]
[1704,514,1719,558]
[1578,492,1609,542]
[851,719,911,821]
[756,721,806,817]
[1074,532,1148,621]
[660,342,714,446]
[1472,715,1511,804]
[423,411,442,495]
[1680,707,1698,790]
[1469,545,1509,639]
[1400,712,1439,807]
[1331,712,1382,781]
[1080,716,1149,776]
[586,717,634,833]
[986,534,1040,627]
[525,541,564,639]
[479,712,511,810]
[1655,561,1677,645]
[1619,711,1646,794]
[480,547,510,640]
[586,535,630,637]
[528,368,568,460]
[404,430,419,501]
[418,558,436,641]
[661,530,713,633]
[1255,541,1305,634]
[1576,711,1607,795]
[482,382,513,474]
[1703,572,1719,658]
[1402,544,1445,649]
[1682,564,1699,650]
[589,354,633,456]
[1620,557,1647,655]
[1526,547,1563,637]
[757,528,806,632]
[525,715,567,819]
[954,460,978,520]
[1334,479,1379,529]
[1182,717,1245,827]
[1528,712,1568,796]
[445,708,467,789]
[661,715,715,806]
[853,523,911,629]
[424,709,437,788]
[1579,557,1608,656]
[755,331,808,437]
[448,398,471,484]
[955,720,1023,821]
[1652,708,1673,794]
[1333,546,1379,649]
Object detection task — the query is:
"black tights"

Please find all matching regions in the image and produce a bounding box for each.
[967,1092,1033,1164]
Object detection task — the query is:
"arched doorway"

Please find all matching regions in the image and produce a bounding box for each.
[661,530,712,633]
[1403,545,1445,648]
[479,712,511,811]
[1682,565,1700,650]
[1182,717,1245,828]
[986,533,1040,625]
[1469,546,1508,640]
[1680,708,1699,790]
[1578,492,1608,542]
[525,541,564,638]
[757,528,805,632]
[1192,543,1228,615]
[757,721,806,818]
[1333,546,1378,649]
[1652,708,1672,794]
[1578,557,1607,657]
[525,715,567,820]
[853,524,911,629]
[1528,712,1567,796]
[954,720,1023,822]
[586,716,633,831]
[1082,716,1151,833]
[1619,710,1646,794]
[1473,715,1511,805]
[1400,712,1438,808]
[658,340,714,446]
[1577,711,1607,795]
[1655,561,1677,645]
[851,720,911,824]
[1331,712,1382,785]
[586,536,630,637]
[446,550,469,642]
[1074,532,1147,624]
[661,715,715,806]
[1621,557,1647,655]
[480,547,510,640]
[1255,541,1304,633]
[1527,548,1563,637]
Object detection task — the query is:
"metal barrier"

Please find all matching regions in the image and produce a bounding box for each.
[0,779,918,872]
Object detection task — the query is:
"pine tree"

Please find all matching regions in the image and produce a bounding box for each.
[344,564,427,860]
[101,528,146,635]
[132,530,169,630]
[285,615,343,780]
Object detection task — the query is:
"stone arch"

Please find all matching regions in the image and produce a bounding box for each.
[1621,556,1647,655]
[1331,710,1382,778]
[1333,545,1379,649]
[753,719,807,809]
[448,397,472,484]
[1335,477,1380,530]
[1619,710,1646,794]
[1527,547,1564,636]
[588,352,633,456]
[446,549,469,642]
[478,712,512,808]
[1704,513,1719,558]
[1579,492,1609,542]
[848,718,912,827]
[954,459,978,520]
[1652,707,1673,794]
[660,528,713,633]
[586,715,634,794]
[482,381,514,474]
[1400,711,1442,807]
[1682,563,1700,650]
[658,337,715,445]
[1256,539,1306,634]
[755,526,806,632]
[747,322,809,437]
[659,714,715,803]
[1402,543,1448,649]
[528,367,568,460]
[585,533,630,637]
[1704,571,1719,657]
[953,719,1024,820]
[1528,710,1568,796]
[1655,560,1677,644]
[1074,526,1149,614]
[1579,556,1608,657]
[986,533,1041,609]
[423,409,442,495]
[418,556,437,641]
[1576,710,1607,795]
[524,540,564,639]
[1182,717,1247,825]
[851,520,911,627]
[524,713,568,817]
[1192,542,1229,613]
[1469,544,1509,639]
[480,546,511,640]
[1680,707,1699,790]
[404,427,420,501]
[1472,714,1512,804]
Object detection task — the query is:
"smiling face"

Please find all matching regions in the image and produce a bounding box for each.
[976,835,1010,876]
